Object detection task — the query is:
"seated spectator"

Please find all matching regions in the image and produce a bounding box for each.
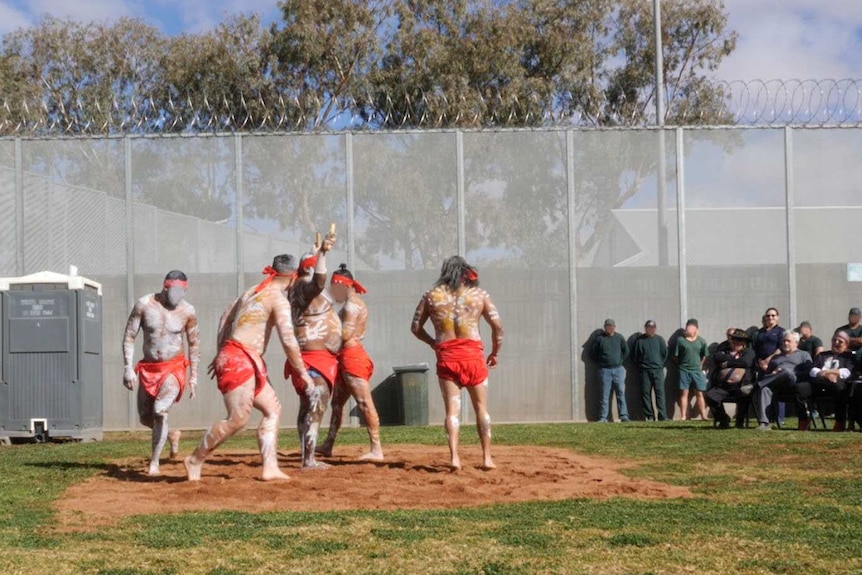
[706,328,756,429]
[752,331,812,432]
[836,307,862,350]
[796,321,824,358]
[798,331,856,431]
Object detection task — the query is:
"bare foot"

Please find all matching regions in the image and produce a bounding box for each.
[315,441,334,458]
[481,460,497,471]
[301,460,332,471]
[358,450,384,463]
[184,456,202,481]
[261,468,291,481]
[168,430,182,459]
[449,458,462,472]
[146,465,161,477]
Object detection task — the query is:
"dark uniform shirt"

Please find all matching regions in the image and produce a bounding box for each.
[592,332,628,369]
[632,334,668,370]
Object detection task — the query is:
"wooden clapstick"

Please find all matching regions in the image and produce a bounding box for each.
[329,223,336,235]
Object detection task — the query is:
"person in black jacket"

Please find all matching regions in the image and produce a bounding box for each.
[705,328,756,429]
[798,331,856,431]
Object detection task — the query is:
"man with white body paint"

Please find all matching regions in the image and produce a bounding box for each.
[284,228,341,470]
[184,254,315,481]
[318,263,384,462]
[411,256,503,471]
[123,270,200,476]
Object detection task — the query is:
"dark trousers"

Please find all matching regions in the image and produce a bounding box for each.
[796,378,850,424]
[706,385,750,427]
[639,368,667,421]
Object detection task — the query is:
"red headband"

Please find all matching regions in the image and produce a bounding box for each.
[463,269,478,282]
[253,266,293,294]
[300,255,318,269]
[331,274,367,294]
[164,279,188,289]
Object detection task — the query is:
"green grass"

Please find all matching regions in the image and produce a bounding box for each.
[1,422,861,574]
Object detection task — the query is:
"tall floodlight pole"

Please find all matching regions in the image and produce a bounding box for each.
[655,0,669,267]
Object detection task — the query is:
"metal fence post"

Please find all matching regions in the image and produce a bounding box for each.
[675,128,687,326]
[345,132,359,426]
[784,126,797,327]
[124,136,136,430]
[235,133,244,295]
[14,138,23,275]
[455,130,468,423]
[566,130,580,421]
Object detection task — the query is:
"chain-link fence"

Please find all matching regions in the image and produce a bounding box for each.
[1,126,862,429]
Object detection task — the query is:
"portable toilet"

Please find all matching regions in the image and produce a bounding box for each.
[0,271,103,442]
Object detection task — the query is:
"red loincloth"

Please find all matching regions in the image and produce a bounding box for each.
[338,344,374,382]
[285,348,339,395]
[135,355,189,402]
[214,339,269,397]
[436,339,488,388]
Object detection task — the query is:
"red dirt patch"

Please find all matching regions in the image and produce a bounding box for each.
[55,445,691,530]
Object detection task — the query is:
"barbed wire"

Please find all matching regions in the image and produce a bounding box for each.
[1,78,861,135]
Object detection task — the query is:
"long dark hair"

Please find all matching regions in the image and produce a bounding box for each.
[435,255,478,291]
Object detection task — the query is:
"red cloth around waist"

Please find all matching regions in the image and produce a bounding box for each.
[214,339,269,397]
[285,348,339,395]
[135,355,189,402]
[338,344,374,382]
[435,338,488,388]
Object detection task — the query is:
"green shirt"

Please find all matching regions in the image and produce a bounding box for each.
[633,334,668,370]
[592,332,628,368]
[837,324,862,339]
[798,335,823,357]
[675,336,707,373]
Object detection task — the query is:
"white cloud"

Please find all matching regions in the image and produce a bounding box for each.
[0,1,32,35]
[717,0,862,80]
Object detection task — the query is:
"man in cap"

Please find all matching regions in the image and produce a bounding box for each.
[798,331,857,431]
[796,321,825,359]
[705,328,756,429]
[752,330,813,431]
[591,319,629,423]
[632,320,668,421]
[673,318,709,421]
[123,270,200,476]
[184,255,315,481]
[836,307,862,352]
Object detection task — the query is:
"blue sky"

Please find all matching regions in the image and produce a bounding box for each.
[0,0,860,81]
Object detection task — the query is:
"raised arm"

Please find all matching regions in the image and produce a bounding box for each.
[411,293,435,349]
[273,292,314,395]
[185,306,201,399]
[122,301,144,390]
[482,292,504,367]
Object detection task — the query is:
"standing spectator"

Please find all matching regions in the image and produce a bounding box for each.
[752,331,812,432]
[705,329,756,429]
[754,308,786,423]
[591,319,630,423]
[754,308,785,374]
[796,321,825,359]
[798,331,856,431]
[632,320,668,421]
[835,307,862,352]
[674,318,709,421]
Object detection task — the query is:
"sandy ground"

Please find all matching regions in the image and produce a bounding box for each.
[55,444,692,530]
